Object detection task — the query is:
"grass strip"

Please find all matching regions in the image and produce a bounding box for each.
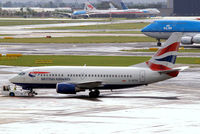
[35,22,150,30]
[123,48,200,53]
[0,19,109,26]
[40,31,142,34]
[0,55,199,67]
[0,36,156,43]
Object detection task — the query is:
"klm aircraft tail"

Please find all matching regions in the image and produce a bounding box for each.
[120,2,128,10]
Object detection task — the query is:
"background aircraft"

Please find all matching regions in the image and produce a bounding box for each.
[9,33,187,98]
[85,2,156,16]
[120,1,160,16]
[109,3,117,10]
[142,20,200,46]
[56,9,89,19]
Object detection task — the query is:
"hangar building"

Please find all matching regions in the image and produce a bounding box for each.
[172,0,200,16]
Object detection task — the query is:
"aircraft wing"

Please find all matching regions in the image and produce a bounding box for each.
[55,12,72,17]
[70,81,103,88]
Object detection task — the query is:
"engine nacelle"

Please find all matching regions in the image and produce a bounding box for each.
[83,14,89,19]
[181,36,193,44]
[56,83,77,94]
[192,35,200,43]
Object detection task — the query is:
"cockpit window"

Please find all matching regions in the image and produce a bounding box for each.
[18,72,26,76]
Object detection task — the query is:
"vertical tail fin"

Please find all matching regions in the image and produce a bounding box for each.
[85,2,96,11]
[146,32,182,71]
[109,3,117,10]
[120,2,128,10]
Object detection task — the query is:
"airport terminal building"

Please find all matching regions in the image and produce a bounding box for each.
[171,0,200,16]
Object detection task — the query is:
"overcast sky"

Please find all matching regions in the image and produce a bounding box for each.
[0,0,167,4]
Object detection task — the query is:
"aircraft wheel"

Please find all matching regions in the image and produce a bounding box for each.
[9,92,15,97]
[28,92,34,97]
[157,42,162,46]
[89,90,100,98]
[157,39,161,46]
[94,90,100,97]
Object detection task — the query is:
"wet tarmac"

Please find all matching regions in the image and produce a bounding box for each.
[0,42,200,57]
[0,66,200,133]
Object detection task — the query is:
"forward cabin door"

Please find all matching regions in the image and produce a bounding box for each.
[32,69,40,82]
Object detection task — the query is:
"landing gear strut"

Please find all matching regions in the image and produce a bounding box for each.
[27,88,38,97]
[89,89,100,98]
[157,39,161,46]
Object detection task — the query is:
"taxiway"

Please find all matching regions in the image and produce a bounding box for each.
[0,66,200,134]
[0,43,200,57]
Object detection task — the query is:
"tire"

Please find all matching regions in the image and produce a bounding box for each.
[89,90,100,98]
[157,42,162,47]
[28,92,34,97]
[94,90,100,97]
[9,92,15,97]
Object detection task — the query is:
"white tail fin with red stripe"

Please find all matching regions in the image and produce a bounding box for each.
[146,32,182,71]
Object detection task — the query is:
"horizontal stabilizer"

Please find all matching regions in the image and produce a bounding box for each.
[158,66,189,74]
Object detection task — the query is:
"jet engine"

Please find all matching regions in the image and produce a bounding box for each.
[56,83,77,94]
[192,35,200,43]
[181,36,193,44]
[83,14,89,19]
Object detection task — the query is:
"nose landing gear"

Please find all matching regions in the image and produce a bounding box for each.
[157,39,162,46]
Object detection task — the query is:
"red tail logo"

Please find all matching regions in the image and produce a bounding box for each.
[155,42,180,56]
[88,5,94,9]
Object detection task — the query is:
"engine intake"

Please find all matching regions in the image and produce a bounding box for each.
[181,36,193,44]
[192,35,200,43]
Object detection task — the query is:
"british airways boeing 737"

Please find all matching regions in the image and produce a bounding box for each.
[9,33,187,97]
[142,20,200,46]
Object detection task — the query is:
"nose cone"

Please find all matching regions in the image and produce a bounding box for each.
[155,9,160,14]
[9,75,18,83]
[141,24,152,33]
[73,11,78,15]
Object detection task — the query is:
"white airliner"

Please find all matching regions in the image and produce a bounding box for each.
[9,33,187,97]
[85,2,146,16]
[120,1,160,16]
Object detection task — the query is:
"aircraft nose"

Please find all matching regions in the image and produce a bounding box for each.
[141,25,149,32]
[9,75,18,83]
[156,10,160,14]
[141,23,153,33]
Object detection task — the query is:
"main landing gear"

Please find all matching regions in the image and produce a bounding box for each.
[89,89,100,98]
[157,39,162,46]
[27,88,38,97]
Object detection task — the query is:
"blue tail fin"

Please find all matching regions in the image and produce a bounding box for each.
[120,2,128,10]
